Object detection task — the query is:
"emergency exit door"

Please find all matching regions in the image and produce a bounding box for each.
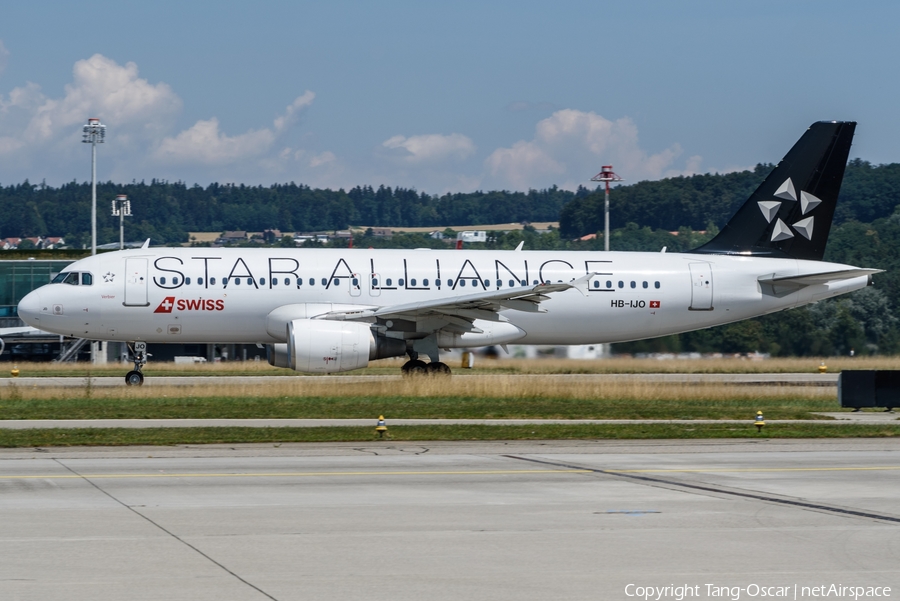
[124,258,149,306]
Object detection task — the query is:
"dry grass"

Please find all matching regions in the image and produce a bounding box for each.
[3,355,898,378]
[2,376,832,403]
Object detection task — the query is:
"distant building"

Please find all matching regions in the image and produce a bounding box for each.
[457,231,487,243]
[1,238,22,250]
[370,228,393,238]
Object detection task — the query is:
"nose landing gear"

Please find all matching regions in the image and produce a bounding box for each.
[125,341,147,386]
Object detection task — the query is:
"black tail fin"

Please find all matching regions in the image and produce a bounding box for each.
[692,121,855,261]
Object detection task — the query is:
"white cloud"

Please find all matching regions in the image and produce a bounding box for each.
[0,54,181,164]
[27,54,181,143]
[153,92,315,165]
[309,151,336,168]
[381,133,475,164]
[484,109,698,190]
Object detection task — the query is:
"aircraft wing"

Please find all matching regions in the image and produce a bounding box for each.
[0,326,41,336]
[319,274,593,331]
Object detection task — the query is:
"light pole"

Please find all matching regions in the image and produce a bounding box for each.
[111,194,132,250]
[591,165,623,252]
[82,118,106,255]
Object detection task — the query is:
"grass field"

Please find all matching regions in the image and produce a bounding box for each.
[1,357,896,447]
[3,355,899,377]
[2,423,900,448]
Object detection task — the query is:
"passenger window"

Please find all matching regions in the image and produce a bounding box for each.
[655,281,660,289]
[223,278,229,286]
[483,279,489,288]
[447,279,453,287]
[321,278,327,286]
[618,281,624,288]
[284,278,289,286]
[606,280,612,288]
[386,278,393,286]
[333,278,339,286]
[533,280,538,285]
[210,277,216,285]
[258,278,264,285]
[521,280,527,286]
[372,278,379,286]
[185,277,191,285]
[423,279,429,286]
[309,278,314,286]
[497,280,502,287]
[160,277,167,285]
[235,278,240,285]
[509,280,514,287]
[592,281,600,289]
[81,273,93,286]
[642,281,648,289]
[198,277,203,285]
[352,278,359,286]
[411,279,417,286]
[399,279,405,286]
[273,278,278,286]
[630,281,636,288]
[172,277,179,285]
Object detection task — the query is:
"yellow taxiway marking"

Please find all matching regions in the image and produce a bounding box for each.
[0,469,591,480]
[608,466,900,474]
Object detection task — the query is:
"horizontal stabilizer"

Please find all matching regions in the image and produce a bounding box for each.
[758,268,881,297]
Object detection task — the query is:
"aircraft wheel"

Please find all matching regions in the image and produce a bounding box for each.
[426,362,452,376]
[125,370,145,386]
[401,360,428,376]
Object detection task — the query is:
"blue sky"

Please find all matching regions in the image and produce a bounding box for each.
[0,1,897,193]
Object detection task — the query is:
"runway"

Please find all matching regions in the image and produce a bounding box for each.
[0,372,840,388]
[1,439,898,600]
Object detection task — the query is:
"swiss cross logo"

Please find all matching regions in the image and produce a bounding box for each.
[154,296,176,313]
[649,300,661,309]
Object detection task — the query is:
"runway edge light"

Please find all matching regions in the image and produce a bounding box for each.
[755,411,766,432]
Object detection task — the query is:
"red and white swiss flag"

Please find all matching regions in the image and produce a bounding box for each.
[154,296,176,313]
[649,300,661,309]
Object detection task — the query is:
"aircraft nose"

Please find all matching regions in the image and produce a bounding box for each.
[17,290,42,327]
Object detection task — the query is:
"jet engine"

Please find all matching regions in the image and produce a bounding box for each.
[267,319,405,373]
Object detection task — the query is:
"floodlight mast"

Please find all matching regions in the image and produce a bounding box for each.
[82,118,106,255]
[590,165,623,252]
[111,194,132,250]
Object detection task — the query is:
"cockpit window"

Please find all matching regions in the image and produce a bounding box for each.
[51,272,69,284]
[81,273,93,286]
[63,272,80,285]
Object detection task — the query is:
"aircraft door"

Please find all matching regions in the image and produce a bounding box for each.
[689,262,713,311]
[350,273,362,297]
[369,273,381,297]
[124,258,150,307]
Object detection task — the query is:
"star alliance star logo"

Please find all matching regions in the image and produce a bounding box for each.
[103,272,115,283]
[757,178,820,242]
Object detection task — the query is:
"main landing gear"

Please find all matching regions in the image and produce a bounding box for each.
[125,341,147,386]
[400,350,451,377]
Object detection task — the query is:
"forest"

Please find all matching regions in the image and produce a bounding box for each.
[3,157,900,357]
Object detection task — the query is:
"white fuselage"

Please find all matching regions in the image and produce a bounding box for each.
[17,247,868,346]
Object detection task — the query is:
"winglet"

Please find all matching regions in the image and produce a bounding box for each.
[141,238,151,249]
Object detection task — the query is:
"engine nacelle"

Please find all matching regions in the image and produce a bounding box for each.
[268,319,406,373]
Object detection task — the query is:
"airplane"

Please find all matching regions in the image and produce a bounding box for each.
[16,121,880,385]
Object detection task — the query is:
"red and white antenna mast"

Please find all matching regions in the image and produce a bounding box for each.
[591,165,623,252]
